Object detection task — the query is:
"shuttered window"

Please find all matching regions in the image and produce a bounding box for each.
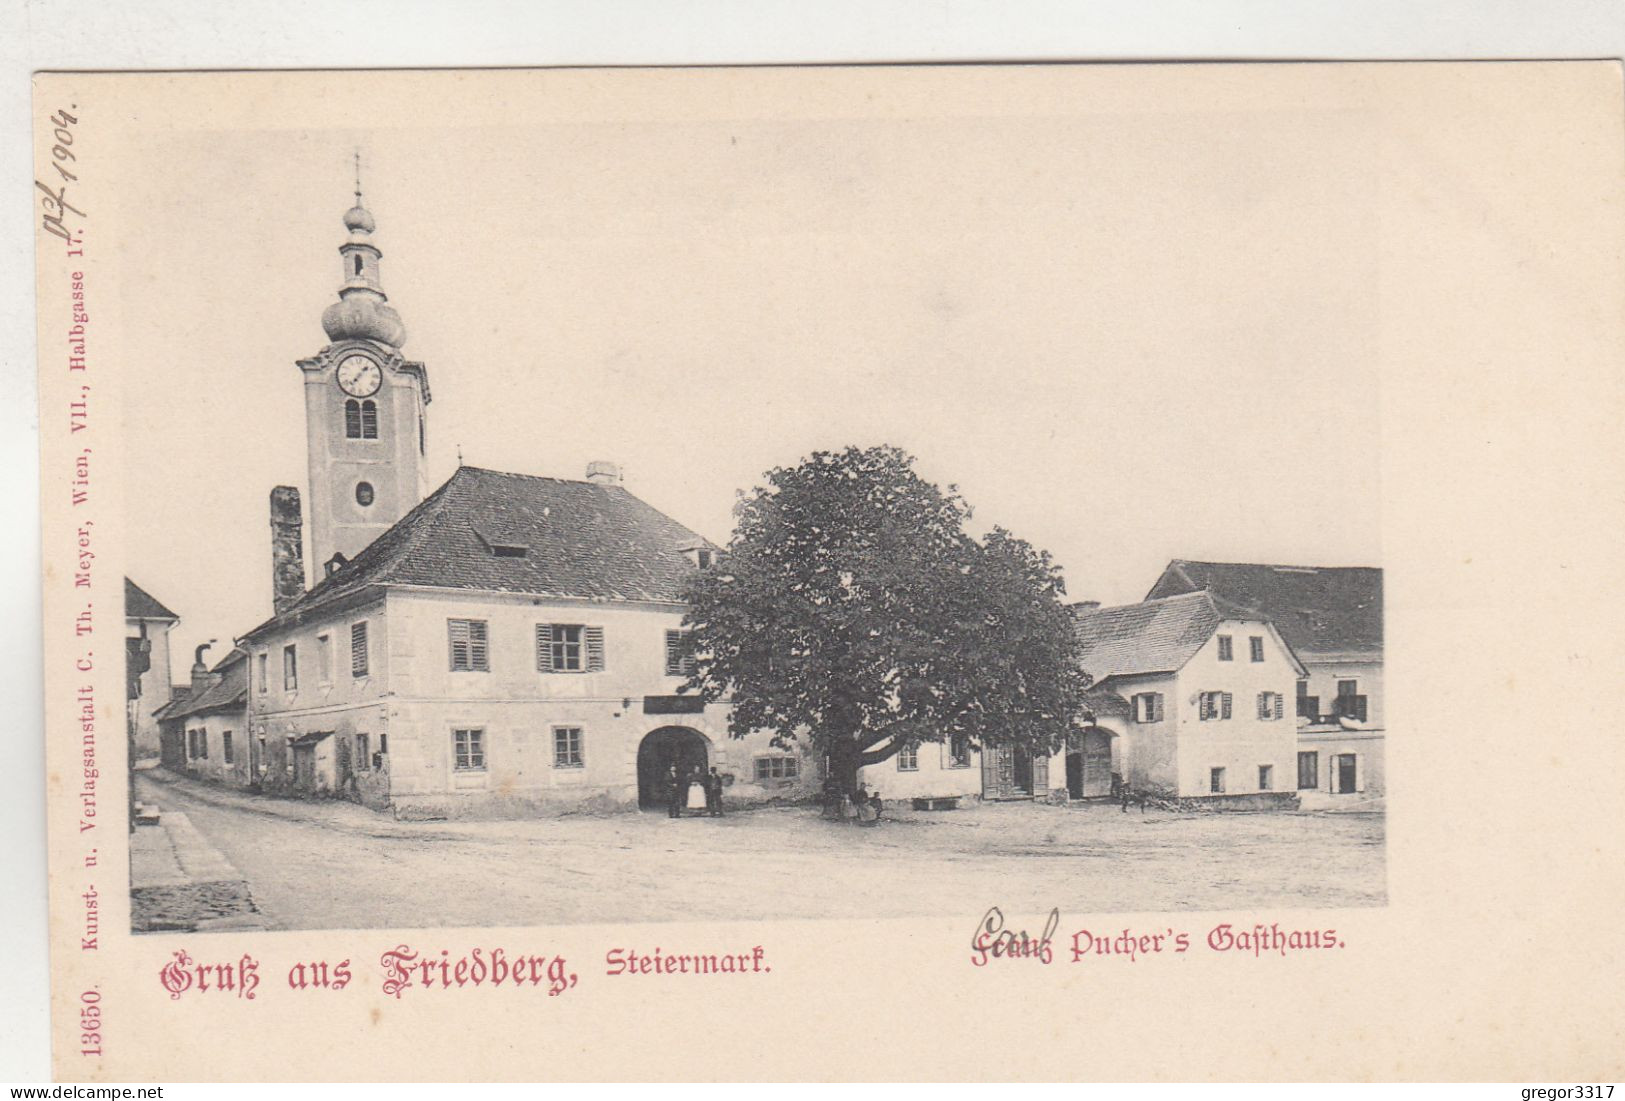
[665,629,697,677]
[537,624,603,673]
[448,619,489,672]
[351,622,369,677]
[1199,691,1232,721]
[1133,692,1164,723]
[1257,691,1284,720]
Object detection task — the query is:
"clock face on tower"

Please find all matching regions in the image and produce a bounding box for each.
[336,353,383,397]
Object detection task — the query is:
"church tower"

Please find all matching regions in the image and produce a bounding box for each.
[297,163,431,578]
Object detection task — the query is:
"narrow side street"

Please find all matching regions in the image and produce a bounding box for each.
[133,771,1385,932]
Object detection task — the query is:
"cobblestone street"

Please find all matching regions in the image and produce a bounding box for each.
[133,771,1385,932]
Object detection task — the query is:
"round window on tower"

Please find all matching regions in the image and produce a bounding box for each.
[355,482,375,507]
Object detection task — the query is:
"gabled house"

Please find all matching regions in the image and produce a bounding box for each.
[1071,591,1306,800]
[236,464,819,817]
[124,578,179,761]
[154,647,249,782]
[1145,560,1384,800]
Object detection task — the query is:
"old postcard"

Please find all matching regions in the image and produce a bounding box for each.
[33,62,1625,1081]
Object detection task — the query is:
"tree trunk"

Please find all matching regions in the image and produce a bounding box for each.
[827,736,862,798]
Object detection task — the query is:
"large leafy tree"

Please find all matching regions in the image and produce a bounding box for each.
[681,445,1091,795]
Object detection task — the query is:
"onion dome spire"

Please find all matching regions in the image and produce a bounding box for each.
[321,151,406,347]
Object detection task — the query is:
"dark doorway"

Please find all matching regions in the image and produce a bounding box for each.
[1065,751,1084,799]
[293,743,318,793]
[1011,747,1033,795]
[1334,753,1358,794]
[636,726,709,810]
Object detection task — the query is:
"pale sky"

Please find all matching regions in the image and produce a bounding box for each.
[108,69,1381,673]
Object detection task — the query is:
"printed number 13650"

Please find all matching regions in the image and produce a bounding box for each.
[78,987,101,1057]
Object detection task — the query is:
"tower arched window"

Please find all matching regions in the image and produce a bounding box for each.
[354,254,364,277]
[344,399,362,439]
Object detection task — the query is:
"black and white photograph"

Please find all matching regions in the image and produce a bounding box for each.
[112,67,1389,935]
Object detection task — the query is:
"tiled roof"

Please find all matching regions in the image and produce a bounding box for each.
[125,578,178,622]
[156,650,248,722]
[1081,688,1132,719]
[245,466,716,638]
[1072,592,1222,682]
[1145,559,1383,658]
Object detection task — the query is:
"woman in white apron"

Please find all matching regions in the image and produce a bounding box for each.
[686,774,708,813]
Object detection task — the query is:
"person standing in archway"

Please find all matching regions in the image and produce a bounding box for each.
[705,767,725,817]
[667,762,685,818]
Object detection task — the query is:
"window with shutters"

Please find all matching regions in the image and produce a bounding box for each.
[1209,767,1225,794]
[1257,764,1273,791]
[664,629,696,677]
[1217,635,1233,661]
[552,726,584,768]
[1257,691,1284,720]
[452,728,485,771]
[1198,691,1232,720]
[1132,692,1164,723]
[1297,751,1319,790]
[1249,636,1265,662]
[351,621,369,677]
[283,644,298,690]
[536,624,603,673]
[448,619,490,672]
[897,745,918,771]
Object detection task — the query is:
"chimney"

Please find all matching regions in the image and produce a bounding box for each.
[270,486,306,615]
[191,640,216,693]
[1072,600,1101,616]
[585,460,622,486]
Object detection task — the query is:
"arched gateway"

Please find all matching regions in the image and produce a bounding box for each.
[636,726,709,810]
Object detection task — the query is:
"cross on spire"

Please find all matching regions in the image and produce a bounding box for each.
[353,148,363,203]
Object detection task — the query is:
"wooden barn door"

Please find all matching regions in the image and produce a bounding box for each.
[982,746,1015,799]
[1082,729,1114,798]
